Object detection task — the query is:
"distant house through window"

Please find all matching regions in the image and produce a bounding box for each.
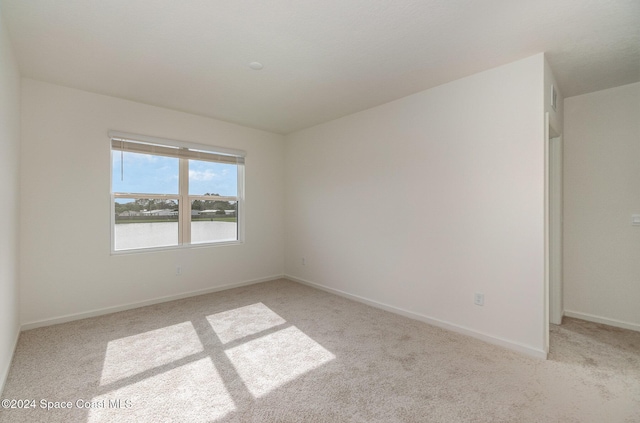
[110,131,245,252]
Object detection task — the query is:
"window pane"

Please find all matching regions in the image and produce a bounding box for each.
[188,160,237,196]
[114,198,179,250]
[113,151,179,195]
[191,200,237,244]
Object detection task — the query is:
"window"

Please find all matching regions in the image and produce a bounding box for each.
[110,131,245,252]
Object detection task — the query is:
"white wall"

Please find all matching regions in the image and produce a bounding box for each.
[285,54,547,356]
[0,4,21,393]
[20,79,285,326]
[563,82,640,330]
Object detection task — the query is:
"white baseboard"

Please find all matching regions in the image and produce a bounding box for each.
[21,274,284,331]
[0,327,20,396]
[564,310,640,332]
[285,274,547,360]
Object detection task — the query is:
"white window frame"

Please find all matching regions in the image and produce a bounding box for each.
[109,131,245,254]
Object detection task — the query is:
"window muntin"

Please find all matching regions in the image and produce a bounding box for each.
[110,133,244,252]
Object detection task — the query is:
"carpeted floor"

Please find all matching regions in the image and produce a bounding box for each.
[1,279,639,422]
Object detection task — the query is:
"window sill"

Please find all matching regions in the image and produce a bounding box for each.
[110,240,244,256]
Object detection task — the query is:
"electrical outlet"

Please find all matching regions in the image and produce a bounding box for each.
[474,293,484,306]
[302,257,306,266]
[176,266,182,276]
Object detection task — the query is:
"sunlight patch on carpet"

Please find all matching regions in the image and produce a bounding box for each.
[207,302,286,344]
[89,357,235,422]
[100,321,203,385]
[225,325,335,397]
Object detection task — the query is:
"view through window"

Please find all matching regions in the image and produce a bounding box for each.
[111,133,244,252]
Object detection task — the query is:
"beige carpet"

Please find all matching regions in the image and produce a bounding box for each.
[1,279,639,423]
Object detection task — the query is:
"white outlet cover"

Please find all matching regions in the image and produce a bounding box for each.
[632,214,640,226]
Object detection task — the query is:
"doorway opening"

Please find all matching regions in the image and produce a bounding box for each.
[545,112,563,354]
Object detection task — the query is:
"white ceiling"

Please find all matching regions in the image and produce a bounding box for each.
[2,0,639,134]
